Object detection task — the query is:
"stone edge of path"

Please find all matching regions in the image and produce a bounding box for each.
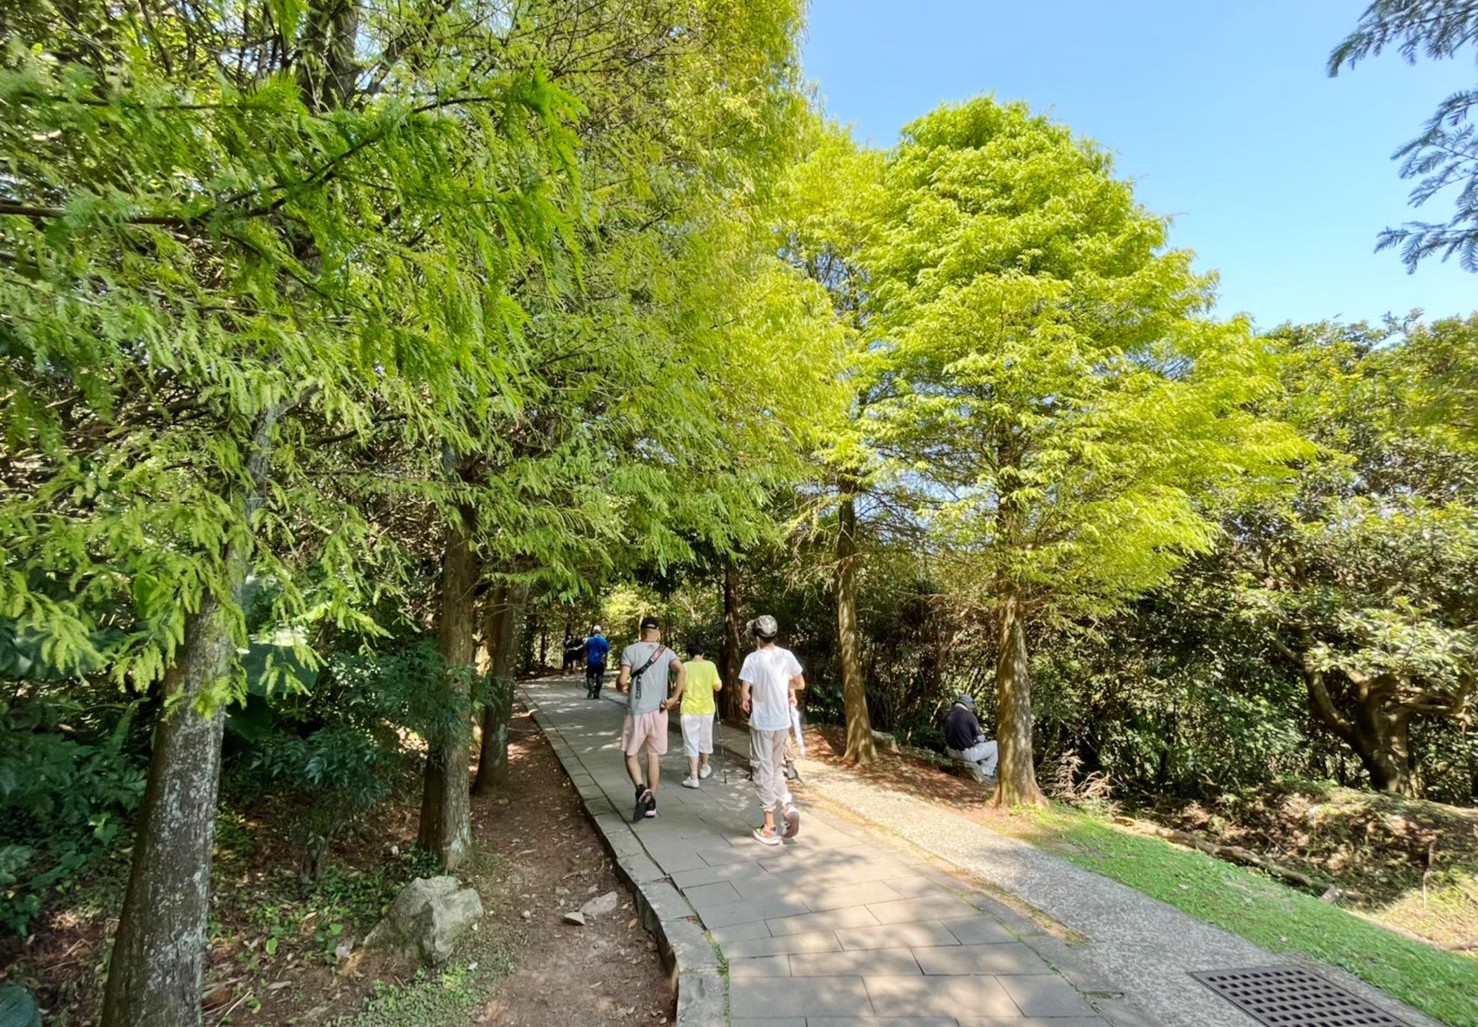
[520,687,726,1027]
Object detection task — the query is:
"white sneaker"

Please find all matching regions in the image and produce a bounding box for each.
[681,776,700,789]
[698,764,713,780]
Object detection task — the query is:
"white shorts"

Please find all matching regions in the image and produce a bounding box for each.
[681,714,714,757]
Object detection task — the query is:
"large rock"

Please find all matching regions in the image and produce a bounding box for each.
[364,876,484,966]
[580,890,619,919]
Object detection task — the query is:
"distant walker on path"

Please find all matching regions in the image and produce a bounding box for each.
[740,614,805,846]
[617,616,685,822]
[584,625,610,699]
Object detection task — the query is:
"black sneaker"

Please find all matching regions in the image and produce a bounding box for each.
[633,787,654,823]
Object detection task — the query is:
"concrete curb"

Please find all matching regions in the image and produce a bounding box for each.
[521,688,726,1027]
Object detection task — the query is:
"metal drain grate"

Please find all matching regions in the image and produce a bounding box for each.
[1191,966,1410,1027]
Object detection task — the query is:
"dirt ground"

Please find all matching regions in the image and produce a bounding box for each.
[2,703,671,1026]
[462,704,674,1027]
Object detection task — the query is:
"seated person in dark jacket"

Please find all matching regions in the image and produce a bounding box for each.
[944,694,998,779]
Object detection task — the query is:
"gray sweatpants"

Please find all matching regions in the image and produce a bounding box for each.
[751,728,790,813]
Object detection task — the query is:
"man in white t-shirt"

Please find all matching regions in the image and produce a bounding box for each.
[740,614,805,846]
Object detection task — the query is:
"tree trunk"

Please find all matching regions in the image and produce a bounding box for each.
[837,494,876,765]
[417,500,479,869]
[102,405,282,1027]
[100,594,234,1027]
[1354,698,1419,797]
[1295,646,1421,798]
[993,590,1044,807]
[473,581,520,795]
[720,562,744,722]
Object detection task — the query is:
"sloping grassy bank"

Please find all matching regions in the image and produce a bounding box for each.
[998,805,1478,1027]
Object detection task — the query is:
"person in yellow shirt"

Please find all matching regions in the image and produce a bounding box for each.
[677,642,722,789]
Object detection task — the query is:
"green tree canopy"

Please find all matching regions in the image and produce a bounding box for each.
[863,97,1308,804]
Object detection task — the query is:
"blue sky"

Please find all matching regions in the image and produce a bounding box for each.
[801,0,1477,329]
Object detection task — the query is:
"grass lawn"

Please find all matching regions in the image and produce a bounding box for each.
[997,805,1478,1027]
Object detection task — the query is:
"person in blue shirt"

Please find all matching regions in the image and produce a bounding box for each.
[584,626,611,699]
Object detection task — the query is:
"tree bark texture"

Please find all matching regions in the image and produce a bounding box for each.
[100,593,234,1027]
[993,590,1045,807]
[473,581,520,795]
[417,501,480,868]
[837,494,877,765]
[720,562,744,722]
[102,405,282,1027]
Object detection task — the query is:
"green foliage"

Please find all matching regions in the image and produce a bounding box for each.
[226,637,459,876]
[0,693,146,934]
[0,0,582,713]
[1330,0,1478,269]
[865,96,1308,627]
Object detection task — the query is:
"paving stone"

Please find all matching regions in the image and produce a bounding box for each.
[767,904,881,936]
[670,860,767,888]
[807,1019,958,1027]
[866,895,974,925]
[807,881,903,911]
[676,967,724,1027]
[699,894,808,928]
[641,880,694,922]
[682,881,744,909]
[998,974,1098,1018]
[642,847,712,873]
[940,916,1017,946]
[659,917,716,974]
[732,1020,805,1027]
[789,946,922,977]
[864,974,1018,1019]
[878,876,940,898]
[835,922,960,951]
[706,920,773,947]
[722,930,842,958]
[730,976,874,1018]
[912,942,1052,976]
[763,856,911,882]
[728,954,791,978]
[702,844,783,867]
[617,853,665,885]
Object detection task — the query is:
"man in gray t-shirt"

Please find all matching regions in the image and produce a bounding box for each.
[617,616,685,822]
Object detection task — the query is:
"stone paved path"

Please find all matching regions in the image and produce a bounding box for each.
[524,678,1136,1027]
[712,726,1441,1027]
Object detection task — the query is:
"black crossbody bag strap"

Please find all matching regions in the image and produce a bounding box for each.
[630,645,667,705]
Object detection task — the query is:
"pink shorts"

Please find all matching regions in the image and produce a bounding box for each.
[621,710,669,756]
